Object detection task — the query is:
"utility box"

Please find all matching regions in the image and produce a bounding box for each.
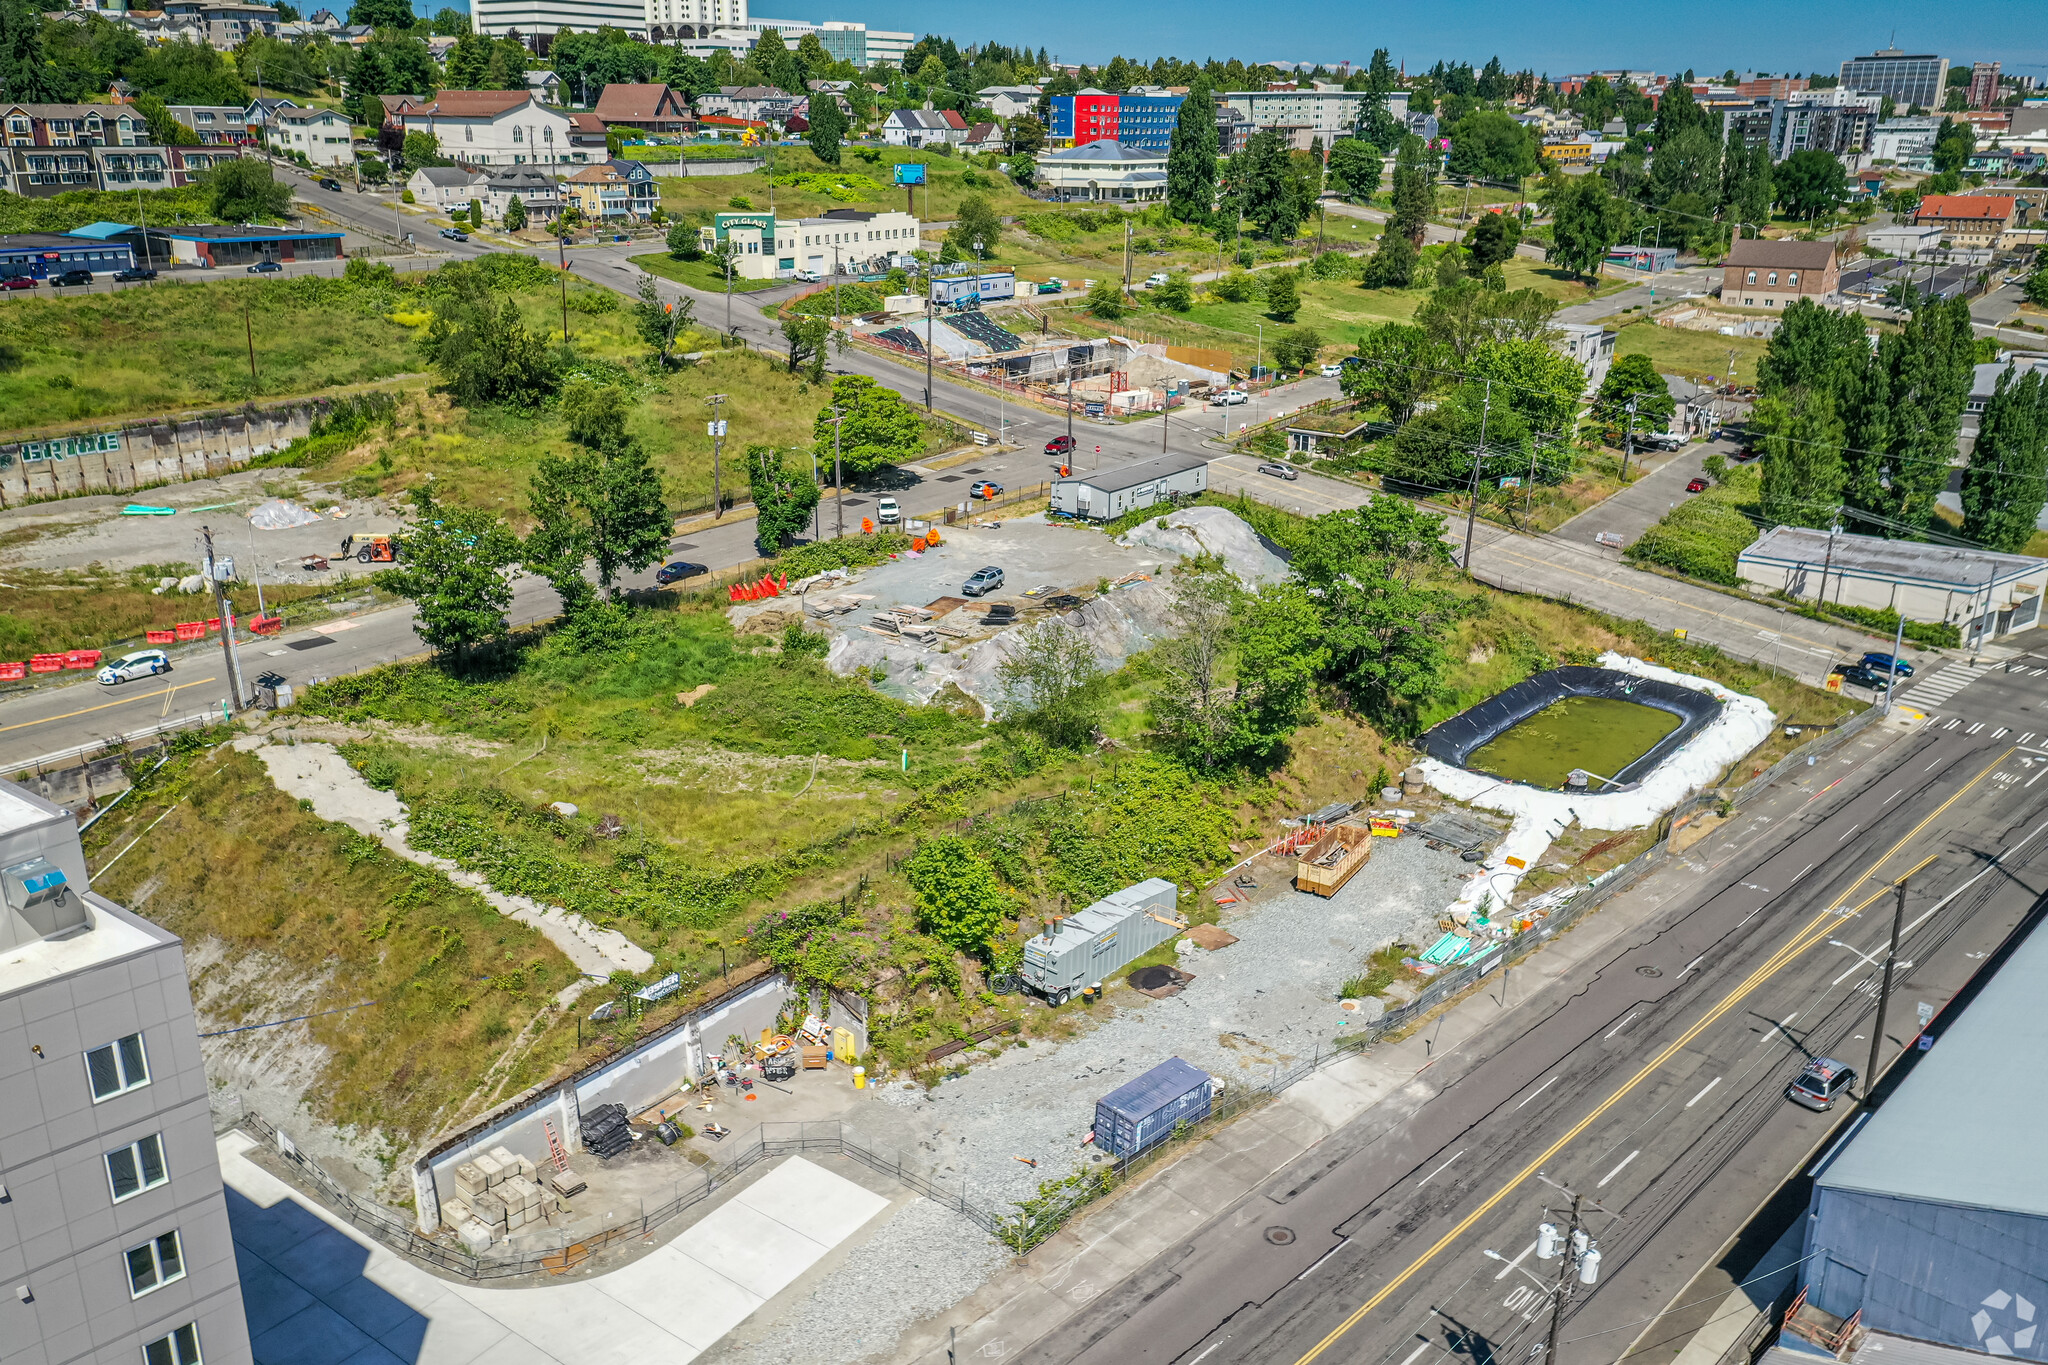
[1094,1057,1215,1159]
[1019,877,1180,1004]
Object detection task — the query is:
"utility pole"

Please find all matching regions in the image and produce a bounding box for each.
[1462,376,1493,574]
[557,231,570,345]
[201,525,248,711]
[1864,870,1917,1108]
[828,405,847,539]
[924,295,935,410]
[705,394,727,515]
[243,297,257,387]
[1485,1178,1609,1365]
[1122,218,1133,298]
[136,189,153,278]
[1619,394,1638,482]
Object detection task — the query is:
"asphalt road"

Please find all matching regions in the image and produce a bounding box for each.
[1022,661,2048,1365]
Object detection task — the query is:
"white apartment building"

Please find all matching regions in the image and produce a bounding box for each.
[1220,86,1412,147]
[700,206,918,279]
[392,92,587,169]
[473,0,647,39]
[268,106,353,167]
[0,780,253,1365]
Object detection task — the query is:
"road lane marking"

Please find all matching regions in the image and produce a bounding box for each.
[1838,824,1859,841]
[1685,1076,1722,1107]
[1417,1150,1465,1187]
[1596,1150,1640,1188]
[1493,1240,1538,1280]
[1290,747,2015,1365]
[1395,1342,1433,1365]
[0,677,220,736]
[1604,1011,1639,1039]
[1513,1077,1557,1110]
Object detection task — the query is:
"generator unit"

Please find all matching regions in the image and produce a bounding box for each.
[1019,877,1181,1005]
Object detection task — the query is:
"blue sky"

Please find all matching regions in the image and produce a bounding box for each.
[832,0,2045,79]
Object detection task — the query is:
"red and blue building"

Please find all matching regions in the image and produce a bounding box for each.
[1048,89,1185,154]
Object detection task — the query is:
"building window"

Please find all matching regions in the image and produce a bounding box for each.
[1789,272,1799,285]
[1767,271,1778,285]
[106,1133,168,1202]
[1745,270,1756,284]
[126,1230,185,1297]
[87,1033,149,1102]
[142,1324,202,1365]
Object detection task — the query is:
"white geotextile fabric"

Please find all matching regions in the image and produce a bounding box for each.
[1117,506,1288,587]
[1421,652,1776,920]
[248,498,324,530]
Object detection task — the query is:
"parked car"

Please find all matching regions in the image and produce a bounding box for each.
[440,227,469,241]
[1838,664,1895,691]
[962,565,1005,597]
[1036,279,1063,295]
[1786,1057,1855,1111]
[247,261,283,273]
[1256,462,1298,481]
[1210,389,1248,407]
[51,269,93,287]
[1045,434,1076,456]
[318,177,344,191]
[112,266,158,282]
[655,560,707,584]
[1861,652,1914,677]
[0,275,36,291]
[96,649,170,687]
[1144,272,1169,287]
[1641,432,1687,451]
[793,269,821,282]
[1319,363,1343,377]
[1686,477,1710,493]
[876,495,901,524]
[970,480,1003,499]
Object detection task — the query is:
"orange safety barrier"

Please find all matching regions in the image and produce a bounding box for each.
[205,617,221,632]
[174,622,205,641]
[146,630,176,645]
[248,615,283,636]
[861,517,875,534]
[725,572,789,603]
[0,663,24,680]
[29,654,64,673]
[62,650,102,670]
[911,538,928,552]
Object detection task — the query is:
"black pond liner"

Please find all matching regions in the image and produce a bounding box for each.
[1417,665,1724,790]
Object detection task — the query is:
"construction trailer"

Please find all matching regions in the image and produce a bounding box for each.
[1094,1057,1216,1158]
[1020,877,1181,1004]
[1050,451,1207,521]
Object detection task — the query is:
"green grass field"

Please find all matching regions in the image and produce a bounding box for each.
[657,144,1038,226]
[631,252,784,293]
[1613,319,1768,384]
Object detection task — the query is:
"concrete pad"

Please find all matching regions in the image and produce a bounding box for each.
[333,1344,409,1365]
[251,1302,373,1365]
[673,1198,831,1300]
[582,1245,760,1351]
[734,1152,892,1248]
[232,1254,317,1336]
[318,1275,430,1341]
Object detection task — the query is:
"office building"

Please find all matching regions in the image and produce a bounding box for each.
[1720,238,1839,308]
[1033,139,1169,202]
[1046,89,1185,154]
[474,0,649,42]
[1219,86,1410,150]
[1838,49,1949,110]
[1781,917,2048,1362]
[0,780,252,1365]
[699,206,919,279]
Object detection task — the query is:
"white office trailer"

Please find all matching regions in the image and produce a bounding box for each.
[1051,452,1208,520]
[0,780,252,1365]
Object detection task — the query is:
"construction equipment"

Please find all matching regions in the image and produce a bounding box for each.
[340,533,401,564]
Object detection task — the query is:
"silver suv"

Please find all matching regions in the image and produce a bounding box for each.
[963,566,1005,597]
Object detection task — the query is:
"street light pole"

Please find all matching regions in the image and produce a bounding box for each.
[1462,376,1493,574]
[829,405,847,539]
[705,393,727,515]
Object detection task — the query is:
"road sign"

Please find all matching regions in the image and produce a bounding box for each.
[1499,476,1521,488]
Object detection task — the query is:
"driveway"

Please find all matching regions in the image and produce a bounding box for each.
[1556,437,1729,550]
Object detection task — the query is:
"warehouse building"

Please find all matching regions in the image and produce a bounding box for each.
[1782,917,2048,1361]
[1736,526,2046,646]
[1051,451,1207,520]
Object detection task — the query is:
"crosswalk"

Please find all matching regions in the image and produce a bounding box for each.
[1902,665,1981,708]
[1921,717,2035,742]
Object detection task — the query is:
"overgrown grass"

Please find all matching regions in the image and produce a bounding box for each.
[630,252,785,293]
[1626,464,1762,585]
[0,564,368,659]
[1614,318,1769,384]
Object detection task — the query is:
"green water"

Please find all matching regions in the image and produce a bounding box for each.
[1466,696,1683,789]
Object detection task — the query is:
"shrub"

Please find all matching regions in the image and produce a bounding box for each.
[1624,499,1757,584]
[400,189,415,203]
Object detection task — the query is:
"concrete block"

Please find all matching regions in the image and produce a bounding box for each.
[515,1154,538,1181]
[441,1198,472,1226]
[472,1152,506,1186]
[453,1162,486,1198]
[456,1218,493,1254]
[503,1175,538,1210]
[487,1145,519,1170]
[469,1192,506,1228]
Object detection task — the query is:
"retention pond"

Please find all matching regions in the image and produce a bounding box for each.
[1466,696,1683,789]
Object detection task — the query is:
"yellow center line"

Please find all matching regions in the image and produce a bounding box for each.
[1293,746,2013,1365]
[0,677,219,736]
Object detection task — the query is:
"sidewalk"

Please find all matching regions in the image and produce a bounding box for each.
[891,709,1922,1365]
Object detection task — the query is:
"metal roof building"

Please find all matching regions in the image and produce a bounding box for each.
[1790,918,2048,1357]
[1050,452,1207,521]
[1736,525,2047,645]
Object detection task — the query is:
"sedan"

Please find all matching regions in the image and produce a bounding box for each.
[655,560,708,584]
[962,566,1005,597]
[1686,477,1710,493]
[247,261,283,273]
[1045,434,1076,456]
[318,177,344,191]
[51,269,93,287]
[1256,462,1298,481]
[970,480,1004,499]
[1838,664,1896,691]
[97,649,170,686]
[1786,1057,1855,1111]
[112,267,158,282]
[0,275,35,291]
[1319,363,1343,377]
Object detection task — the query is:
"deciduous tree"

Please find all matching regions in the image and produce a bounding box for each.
[1327,138,1382,199]
[746,444,820,554]
[814,374,921,476]
[904,835,1014,957]
[380,487,521,655]
[1960,369,2048,552]
[996,621,1105,748]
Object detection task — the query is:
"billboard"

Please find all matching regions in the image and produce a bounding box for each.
[893,162,927,185]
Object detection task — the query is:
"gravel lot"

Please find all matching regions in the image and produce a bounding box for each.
[702,1196,1009,1365]
[844,833,1472,1203]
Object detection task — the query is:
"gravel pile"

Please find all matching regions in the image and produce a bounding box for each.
[844,835,1471,1203]
[702,1196,1009,1365]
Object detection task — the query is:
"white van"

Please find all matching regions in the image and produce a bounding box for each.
[876,496,901,524]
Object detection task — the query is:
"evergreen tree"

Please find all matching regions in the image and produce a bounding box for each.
[1238,128,1300,241]
[1652,81,1713,144]
[1166,76,1217,224]
[753,28,804,94]
[1843,296,1977,533]
[1328,138,1382,198]
[805,88,846,164]
[1960,370,2048,552]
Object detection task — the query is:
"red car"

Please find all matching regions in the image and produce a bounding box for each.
[1045,434,1075,456]
[1686,477,1710,493]
[0,275,36,291]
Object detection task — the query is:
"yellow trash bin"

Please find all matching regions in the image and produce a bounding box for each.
[853,1066,866,1090]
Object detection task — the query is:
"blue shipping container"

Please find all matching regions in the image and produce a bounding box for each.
[1094,1057,1213,1158]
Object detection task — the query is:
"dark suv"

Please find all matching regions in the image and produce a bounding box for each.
[51,268,93,287]
[1787,1057,1856,1111]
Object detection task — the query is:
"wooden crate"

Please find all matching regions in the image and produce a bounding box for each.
[1295,823,1372,897]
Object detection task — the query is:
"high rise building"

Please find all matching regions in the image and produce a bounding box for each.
[1968,61,2001,109]
[475,0,651,41]
[1838,49,1950,110]
[0,780,251,1365]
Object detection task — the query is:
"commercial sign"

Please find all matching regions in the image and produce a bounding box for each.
[2,432,122,467]
[714,211,777,249]
[892,162,927,185]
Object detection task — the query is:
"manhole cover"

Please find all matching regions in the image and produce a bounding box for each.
[1130,965,1178,990]
[1264,1227,1296,1245]
[1637,965,1663,977]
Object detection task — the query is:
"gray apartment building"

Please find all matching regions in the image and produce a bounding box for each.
[1838,49,1950,110]
[0,782,250,1365]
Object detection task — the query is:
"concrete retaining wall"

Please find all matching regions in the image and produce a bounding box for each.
[0,398,324,507]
